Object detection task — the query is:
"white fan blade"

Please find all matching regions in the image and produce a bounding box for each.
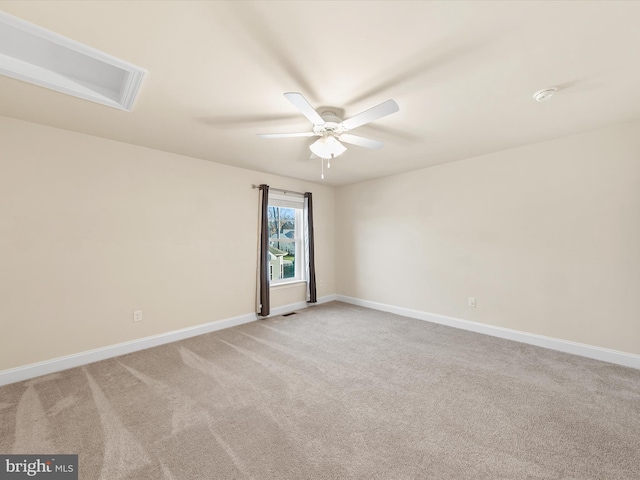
[341,99,399,131]
[258,132,316,138]
[339,134,384,149]
[284,92,325,125]
[310,153,319,159]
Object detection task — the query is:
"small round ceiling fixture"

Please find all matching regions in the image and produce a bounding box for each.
[533,87,558,102]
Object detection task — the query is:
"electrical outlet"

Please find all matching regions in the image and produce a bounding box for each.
[468,297,476,307]
[133,310,143,322]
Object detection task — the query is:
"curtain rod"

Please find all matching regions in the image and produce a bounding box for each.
[251,184,306,196]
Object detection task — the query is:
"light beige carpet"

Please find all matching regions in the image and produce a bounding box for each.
[1,301,639,479]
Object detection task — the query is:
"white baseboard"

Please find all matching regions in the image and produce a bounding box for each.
[0,294,336,386]
[268,293,336,317]
[8,293,631,385]
[336,295,640,370]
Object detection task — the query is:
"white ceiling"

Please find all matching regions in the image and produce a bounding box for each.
[1,1,639,186]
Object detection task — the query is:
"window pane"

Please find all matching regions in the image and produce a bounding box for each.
[268,205,297,282]
[268,239,295,281]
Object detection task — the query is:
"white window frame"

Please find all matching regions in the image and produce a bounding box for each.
[268,193,306,286]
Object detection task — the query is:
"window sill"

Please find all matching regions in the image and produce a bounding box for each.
[270,280,307,289]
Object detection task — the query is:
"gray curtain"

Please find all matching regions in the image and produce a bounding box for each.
[258,184,270,316]
[304,192,317,303]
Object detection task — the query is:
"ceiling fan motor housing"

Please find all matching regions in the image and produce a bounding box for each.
[314,112,346,136]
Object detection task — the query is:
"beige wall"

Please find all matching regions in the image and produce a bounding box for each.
[2,114,639,372]
[336,120,640,356]
[0,116,335,371]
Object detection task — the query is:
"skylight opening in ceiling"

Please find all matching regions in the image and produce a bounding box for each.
[0,12,146,111]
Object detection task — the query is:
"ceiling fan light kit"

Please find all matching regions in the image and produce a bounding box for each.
[310,135,346,159]
[258,92,399,178]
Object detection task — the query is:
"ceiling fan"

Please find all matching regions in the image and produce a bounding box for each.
[258,92,399,160]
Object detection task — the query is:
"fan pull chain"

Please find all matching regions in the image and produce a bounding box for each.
[321,157,324,180]
[328,154,332,169]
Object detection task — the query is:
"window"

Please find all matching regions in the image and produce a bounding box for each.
[268,192,305,285]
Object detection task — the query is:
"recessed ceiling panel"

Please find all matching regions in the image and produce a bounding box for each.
[0,11,145,111]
